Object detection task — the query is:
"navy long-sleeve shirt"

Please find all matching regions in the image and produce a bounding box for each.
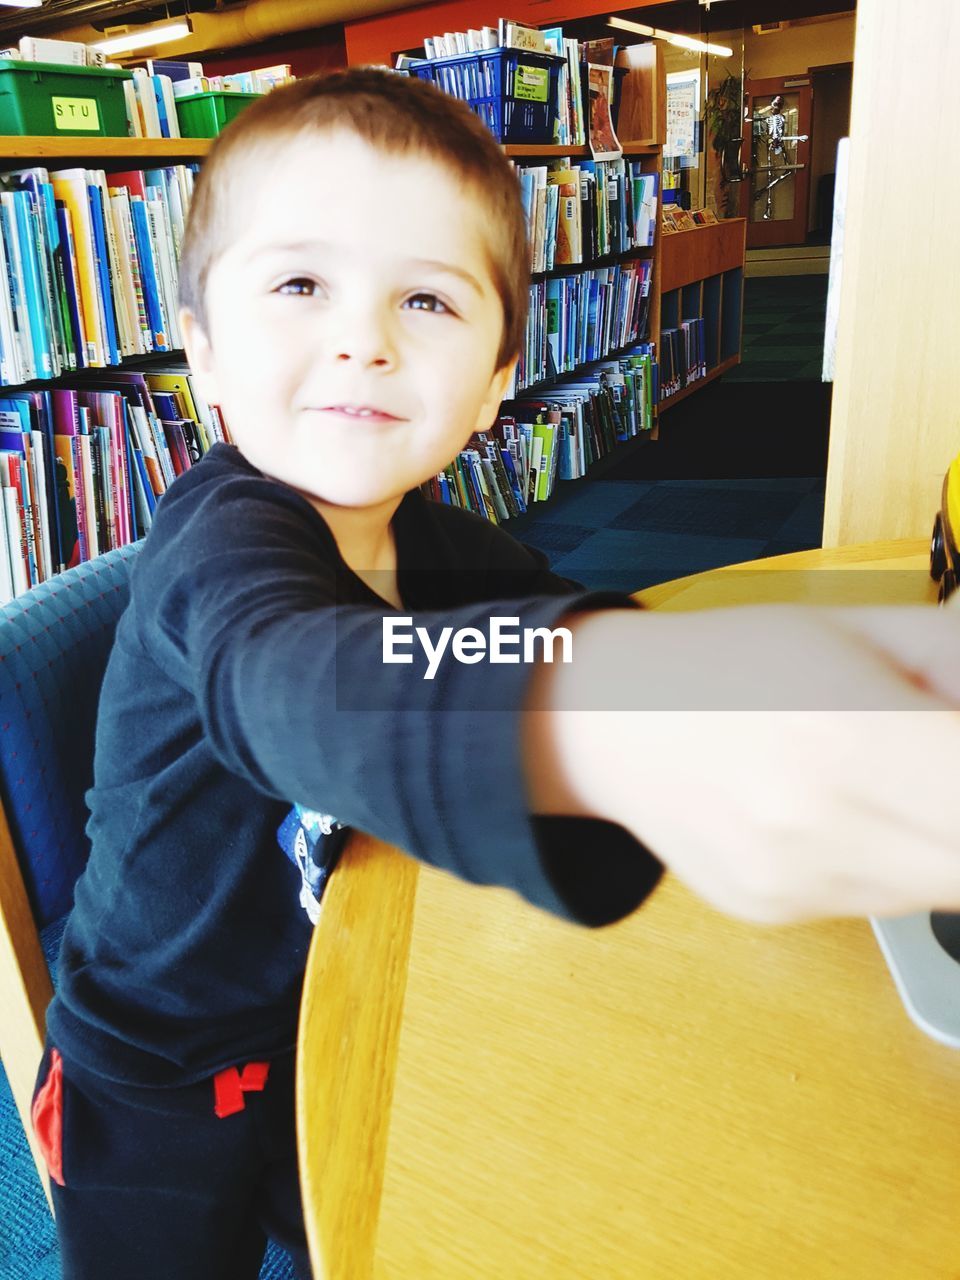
[47,443,664,1086]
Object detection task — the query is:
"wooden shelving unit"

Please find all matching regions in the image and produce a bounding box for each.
[0,136,212,161]
[509,141,661,422]
[658,217,746,409]
[502,141,659,157]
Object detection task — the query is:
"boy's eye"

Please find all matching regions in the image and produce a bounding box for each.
[404,292,452,315]
[275,278,325,297]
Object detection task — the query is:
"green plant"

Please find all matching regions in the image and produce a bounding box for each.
[705,70,745,215]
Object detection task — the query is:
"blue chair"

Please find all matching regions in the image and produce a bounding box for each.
[0,542,141,1198]
[0,543,294,1280]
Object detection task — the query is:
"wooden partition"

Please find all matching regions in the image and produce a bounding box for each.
[823,0,960,545]
[660,218,745,294]
[613,41,664,147]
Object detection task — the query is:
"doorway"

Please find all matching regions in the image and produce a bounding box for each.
[740,74,813,247]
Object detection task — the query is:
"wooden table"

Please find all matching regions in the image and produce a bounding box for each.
[297,539,960,1280]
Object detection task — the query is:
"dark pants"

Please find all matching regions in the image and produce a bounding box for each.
[32,1041,313,1280]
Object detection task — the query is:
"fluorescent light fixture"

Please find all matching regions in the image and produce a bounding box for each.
[94,20,190,55]
[608,16,656,38]
[667,32,734,56]
[0,1,44,7]
[608,16,733,57]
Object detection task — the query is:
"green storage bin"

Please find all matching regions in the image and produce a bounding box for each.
[0,59,133,136]
[174,90,263,138]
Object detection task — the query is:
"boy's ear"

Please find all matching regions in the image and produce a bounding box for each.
[474,357,519,432]
[179,308,221,407]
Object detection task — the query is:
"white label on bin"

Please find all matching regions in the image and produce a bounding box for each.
[513,65,549,103]
[52,97,100,131]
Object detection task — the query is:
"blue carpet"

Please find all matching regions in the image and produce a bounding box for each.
[725,275,828,383]
[517,475,824,594]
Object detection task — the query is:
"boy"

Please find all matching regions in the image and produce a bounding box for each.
[32,68,960,1279]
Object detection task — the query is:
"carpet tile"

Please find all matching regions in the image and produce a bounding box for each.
[530,479,655,526]
[610,486,802,540]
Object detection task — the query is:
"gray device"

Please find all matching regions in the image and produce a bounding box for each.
[871,912,960,1048]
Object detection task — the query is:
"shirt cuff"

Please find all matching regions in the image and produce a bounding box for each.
[422,590,657,926]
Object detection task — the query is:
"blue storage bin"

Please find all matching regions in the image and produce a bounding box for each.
[409,48,564,144]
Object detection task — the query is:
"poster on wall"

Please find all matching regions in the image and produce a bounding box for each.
[666,69,701,165]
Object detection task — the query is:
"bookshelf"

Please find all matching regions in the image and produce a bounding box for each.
[502,142,659,158]
[0,132,215,597]
[658,218,746,409]
[0,132,194,378]
[510,141,661,400]
[412,41,667,519]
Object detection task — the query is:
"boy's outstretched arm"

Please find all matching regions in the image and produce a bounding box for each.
[523,605,960,925]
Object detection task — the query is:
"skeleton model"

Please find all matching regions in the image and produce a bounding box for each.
[747,95,808,220]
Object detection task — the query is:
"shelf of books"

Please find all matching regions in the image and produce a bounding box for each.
[0,46,301,603]
[658,216,746,410]
[401,21,667,526]
[0,137,226,604]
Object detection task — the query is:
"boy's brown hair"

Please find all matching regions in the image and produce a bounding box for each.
[178,66,531,372]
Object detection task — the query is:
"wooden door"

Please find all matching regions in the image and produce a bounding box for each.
[740,74,813,248]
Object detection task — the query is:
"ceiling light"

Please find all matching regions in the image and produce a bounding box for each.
[666,32,734,56]
[94,19,190,55]
[0,1,43,8]
[608,16,733,57]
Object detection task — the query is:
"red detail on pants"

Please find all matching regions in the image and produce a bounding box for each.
[31,1049,65,1186]
[212,1061,270,1118]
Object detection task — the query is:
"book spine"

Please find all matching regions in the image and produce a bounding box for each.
[111,192,151,351]
[69,434,89,563]
[145,197,178,348]
[0,209,19,384]
[146,411,175,487]
[129,197,168,350]
[86,184,119,366]
[93,171,133,357]
[2,485,27,596]
[28,430,50,580]
[1,195,36,381]
[87,425,105,550]
[20,432,45,582]
[56,202,88,369]
[41,183,77,372]
[0,483,14,603]
[95,426,116,551]
[20,187,59,377]
[76,430,99,558]
[8,453,38,587]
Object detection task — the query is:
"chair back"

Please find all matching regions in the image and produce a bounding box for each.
[0,543,141,929]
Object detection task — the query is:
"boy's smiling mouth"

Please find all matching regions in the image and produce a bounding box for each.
[315,405,406,422]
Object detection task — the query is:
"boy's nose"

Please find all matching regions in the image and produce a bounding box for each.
[331,311,396,370]
[335,347,392,369]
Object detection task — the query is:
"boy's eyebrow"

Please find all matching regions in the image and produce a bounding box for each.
[243,241,485,295]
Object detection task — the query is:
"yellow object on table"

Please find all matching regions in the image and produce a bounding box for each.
[297,540,960,1280]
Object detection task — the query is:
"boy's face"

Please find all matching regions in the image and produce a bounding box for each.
[181,130,517,512]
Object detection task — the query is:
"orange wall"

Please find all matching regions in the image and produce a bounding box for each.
[201,28,346,77]
[744,14,855,79]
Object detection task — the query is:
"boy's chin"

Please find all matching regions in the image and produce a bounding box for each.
[296,476,413,512]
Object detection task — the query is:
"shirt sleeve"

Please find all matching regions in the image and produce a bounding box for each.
[132,464,664,926]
